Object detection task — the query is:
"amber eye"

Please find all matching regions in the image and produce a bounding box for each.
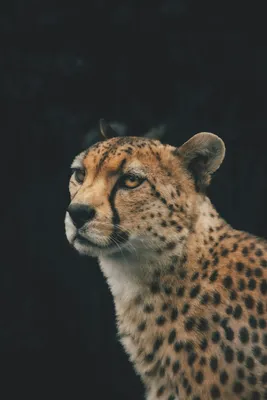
[122,174,144,189]
[72,168,85,184]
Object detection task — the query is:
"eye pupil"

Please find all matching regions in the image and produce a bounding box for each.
[73,169,85,183]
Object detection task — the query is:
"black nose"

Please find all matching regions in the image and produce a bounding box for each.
[68,204,96,229]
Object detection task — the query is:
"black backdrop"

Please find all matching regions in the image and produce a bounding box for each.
[2,1,267,399]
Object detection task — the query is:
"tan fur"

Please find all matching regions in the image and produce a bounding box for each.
[65,133,267,400]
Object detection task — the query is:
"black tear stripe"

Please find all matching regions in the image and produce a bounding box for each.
[108,158,129,246]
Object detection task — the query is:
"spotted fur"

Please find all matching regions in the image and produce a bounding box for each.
[65,131,267,400]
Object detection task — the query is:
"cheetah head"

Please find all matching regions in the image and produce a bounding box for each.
[65,121,225,261]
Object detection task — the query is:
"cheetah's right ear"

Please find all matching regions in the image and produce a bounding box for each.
[99,119,119,140]
[175,132,226,192]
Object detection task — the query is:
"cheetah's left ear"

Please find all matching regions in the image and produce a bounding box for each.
[99,119,119,140]
[175,132,226,192]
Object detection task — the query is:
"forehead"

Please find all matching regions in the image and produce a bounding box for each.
[72,136,162,172]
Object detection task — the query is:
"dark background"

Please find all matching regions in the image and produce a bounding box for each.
[1,0,267,398]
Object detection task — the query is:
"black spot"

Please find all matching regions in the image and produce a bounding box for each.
[165,357,171,366]
[210,270,219,282]
[174,342,183,352]
[226,305,233,315]
[248,279,257,290]
[225,346,234,363]
[188,352,197,366]
[202,260,210,270]
[236,262,245,272]
[251,391,261,400]
[252,332,259,343]
[246,267,252,277]
[161,303,168,312]
[144,304,154,313]
[145,353,154,362]
[210,385,220,398]
[239,327,249,343]
[197,318,209,332]
[220,370,229,385]
[168,329,176,345]
[166,241,176,250]
[212,331,221,343]
[232,381,244,394]
[138,321,146,331]
[185,341,194,352]
[182,378,188,388]
[249,316,258,329]
[191,272,199,281]
[171,307,178,321]
[246,357,255,370]
[237,350,245,363]
[156,316,166,326]
[195,371,204,384]
[186,386,192,396]
[242,246,249,256]
[163,286,172,295]
[261,259,267,268]
[212,313,221,323]
[179,269,187,280]
[199,356,206,365]
[233,305,242,319]
[201,293,210,304]
[168,396,175,400]
[230,290,238,300]
[254,268,263,277]
[259,319,267,329]
[157,386,165,396]
[244,295,255,309]
[200,338,208,351]
[257,301,264,315]
[220,317,228,329]
[159,367,165,377]
[185,317,195,331]
[262,372,267,384]
[212,256,219,266]
[176,286,185,297]
[225,326,234,341]
[182,303,190,315]
[210,356,218,372]
[260,279,267,295]
[172,360,180,374]
[263,333,267,347]
[252,346,262,358]
[221,248,229,257]
[260,355,267,365]
[238,279,246,291]
[247,374,257,386]
[237,367,245,379]
[151,282,160,293]
[190,285,201,298]
[213,292,221,305]
[153,337,164,352]
[256,248,263,257]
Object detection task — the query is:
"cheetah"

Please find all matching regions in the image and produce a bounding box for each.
[65,120,267,400]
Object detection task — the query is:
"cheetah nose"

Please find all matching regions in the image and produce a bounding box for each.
[68,203,96,229]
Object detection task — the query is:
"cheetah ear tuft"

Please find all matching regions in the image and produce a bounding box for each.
[176,132,226,192]
[99,119,119,140]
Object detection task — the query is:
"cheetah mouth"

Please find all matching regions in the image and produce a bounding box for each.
[74,229,129,250]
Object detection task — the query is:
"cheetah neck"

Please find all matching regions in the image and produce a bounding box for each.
[99,196,232,304]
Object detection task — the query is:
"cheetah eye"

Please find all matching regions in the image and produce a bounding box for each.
[121,174,145,189]
[72,168,85,184]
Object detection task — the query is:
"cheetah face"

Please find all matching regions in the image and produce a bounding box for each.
[65,132,225,260]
